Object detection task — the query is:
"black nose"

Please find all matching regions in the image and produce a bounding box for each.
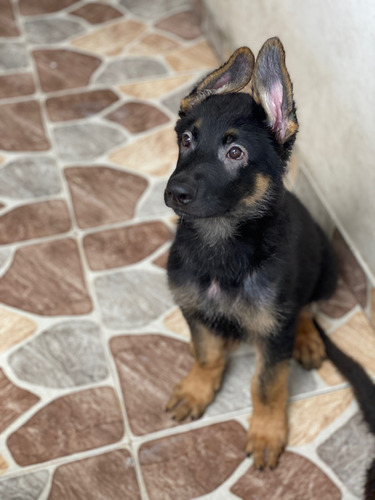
[165,183,195,207]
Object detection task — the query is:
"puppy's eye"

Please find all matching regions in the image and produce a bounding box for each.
[227,146,243,160]
[181,132,192,148]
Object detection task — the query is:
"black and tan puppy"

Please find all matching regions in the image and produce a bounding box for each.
[164,37,337,469]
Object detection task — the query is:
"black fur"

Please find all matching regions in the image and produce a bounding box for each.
[314,320,375,499]
[164,38,338,468]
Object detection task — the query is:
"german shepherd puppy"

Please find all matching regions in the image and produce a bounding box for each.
[164,37,337,469]
[314,320,375,499]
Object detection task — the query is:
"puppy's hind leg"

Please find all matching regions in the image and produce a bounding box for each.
[293,309,326,370]
[166,319,227,421]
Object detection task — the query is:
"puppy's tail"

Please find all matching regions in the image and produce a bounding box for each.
[313,319,375,434]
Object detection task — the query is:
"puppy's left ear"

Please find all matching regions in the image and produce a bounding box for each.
[251,37,298,144]
[180,47,254,114]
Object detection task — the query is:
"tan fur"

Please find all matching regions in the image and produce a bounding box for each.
[166,325,227,420]
[293,310,326,369]
[247,353,290,469]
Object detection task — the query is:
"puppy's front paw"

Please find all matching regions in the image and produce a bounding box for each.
[166,362,222,421]
[246,413,288,470]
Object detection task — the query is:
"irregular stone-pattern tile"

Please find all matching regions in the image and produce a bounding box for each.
[105,102,169,134]
[19,0,79,16]
[65,166,147,228]
[333,228,368,308]
[128,33,180,56]
[0,454,8,473]
[71,3,123,24]
[0,369,39,433]
[319,311,375,386]
[0,43,28,70]
[33,49,101,93]
[71,20,146,57]
[0,101,49,151]
[83,221,173,270]
[95,57,167,85]
[8,387,124,466]
[162,83,192,114]
[109,127,177,176]
[49,450,141,500]
[0,239,92,316]
[137,179,176,218]
[9,321,109,388]
[0,156,61,199]
[139,421,246,500]
[0,307,37,354]
[0,200,71,244]
[163,307,190,339]
[318,413,375,497]
[288,388,353,446]
[110,334,192,434]
[46,89,119,122]
[0,248,10,271]
[54,122,126,161]
[0,1,20,37]
[119,0,190,19]
[25,18,84,44]
[0,72,35,98]
[156,10,202,40]
[95,269,174,330]
[153,249,169,269]
[319,276,357,319]
[231,451,341,500]
[0,471,49,500]
[119,74,193,99]
[166,41,218,72]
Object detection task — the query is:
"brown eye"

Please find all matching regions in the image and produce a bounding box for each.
[227,146,243,160]
[181,133,192,148]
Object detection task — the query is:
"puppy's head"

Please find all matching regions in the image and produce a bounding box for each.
[165,38,298,220]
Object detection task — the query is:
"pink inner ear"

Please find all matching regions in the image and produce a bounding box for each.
[212,72,232,90]
[267,82,286,139]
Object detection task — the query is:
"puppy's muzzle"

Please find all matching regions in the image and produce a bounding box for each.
[165,181,196,209]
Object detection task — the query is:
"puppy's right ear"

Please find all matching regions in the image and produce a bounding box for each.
[180,47,255,115]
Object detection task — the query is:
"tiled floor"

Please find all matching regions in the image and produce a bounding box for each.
[0,1,374,499]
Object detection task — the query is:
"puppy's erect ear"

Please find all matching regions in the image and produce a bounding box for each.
[251,37,298,144]
[180,47,255,114]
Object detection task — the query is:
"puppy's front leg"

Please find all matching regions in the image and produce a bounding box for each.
[246,347,290,469]
[166,319,226,421]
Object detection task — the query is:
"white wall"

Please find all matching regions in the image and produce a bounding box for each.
[203,0,375,281]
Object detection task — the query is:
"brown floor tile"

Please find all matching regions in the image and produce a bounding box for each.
[19,0,79,16]
[33,49,101,93]
[70,3,123,25]
[65,166,148,228]
[46,89,119,121]
[49,450,141,500]
[0,73,35,99]
[166,41,218,72]
[0,200,71,244]
[0,101,49,151]
[0,239,92,316]
[139,421,246,500]
[153,249,170,269]
[83,221,173,270]
[110,334,192,435]
[0,369,39,433]
[155,10,202,40]
[119,74,193,100]
[7,387,124,466]
[231,451,341,499]
[0,1,20,37]
[105,101,169,134]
